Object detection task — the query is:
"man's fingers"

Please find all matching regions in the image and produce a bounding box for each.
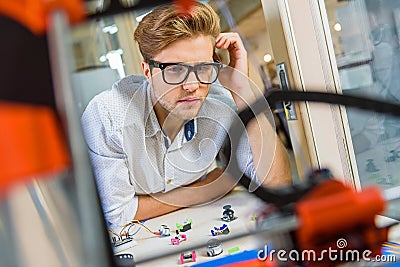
[216,33,244,50]
[216,37,230,50]
[216,32,248,76]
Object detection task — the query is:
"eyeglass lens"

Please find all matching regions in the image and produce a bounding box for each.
[163,63,219,84]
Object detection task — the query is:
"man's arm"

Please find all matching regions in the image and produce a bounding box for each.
[134,167,234,220]
[246,115,292,187]
[216,33,292,187]
[81,96,140,228]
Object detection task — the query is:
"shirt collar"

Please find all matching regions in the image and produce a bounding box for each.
[184,119,195,142]
[144,83,198,139]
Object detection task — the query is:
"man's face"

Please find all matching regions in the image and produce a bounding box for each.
[143,35,215,121]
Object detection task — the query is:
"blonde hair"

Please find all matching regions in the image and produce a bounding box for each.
[134,2,220,61]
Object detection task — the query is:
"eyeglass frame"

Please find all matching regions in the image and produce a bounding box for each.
[147,59,223,85]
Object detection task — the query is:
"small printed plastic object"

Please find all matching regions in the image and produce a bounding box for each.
[227,246,240,255]
[366,159,379,172]
[377,175,393,185]
[113,253,135,267]
[158,224,170,237]
[206,239,223,257]
[171,230,187,245]
[180,250,197,264]
[385,150,400,162]
[111,235,134,247]
[211,224,230,236]
[176,218,192,232]
[221,205,237,222]
[307,168,333,180]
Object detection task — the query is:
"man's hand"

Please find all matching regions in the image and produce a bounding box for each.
[216,33,255,110]
[216,32,248,75]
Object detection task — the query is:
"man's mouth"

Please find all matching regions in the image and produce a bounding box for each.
[177,97,201,105]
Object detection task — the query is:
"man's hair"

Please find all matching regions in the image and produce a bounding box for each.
[134,2,220,61]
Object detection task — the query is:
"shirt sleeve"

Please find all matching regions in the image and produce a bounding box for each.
[218,131,260,192]
[208,84,260,192]
[237,134,261,192]
[81,96,138,228]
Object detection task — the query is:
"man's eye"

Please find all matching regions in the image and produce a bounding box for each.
[197,65,212,73]
[166,65,185,73]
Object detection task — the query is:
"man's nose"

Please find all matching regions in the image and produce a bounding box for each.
[182,71,199,92]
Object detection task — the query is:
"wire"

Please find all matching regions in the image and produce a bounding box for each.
[119,219,160,237]
[108,228,120,238]
[110,219,161,246]
[127,223,141,236]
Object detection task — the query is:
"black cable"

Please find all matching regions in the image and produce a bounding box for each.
[223,88,400,207]
[265,89,400,117]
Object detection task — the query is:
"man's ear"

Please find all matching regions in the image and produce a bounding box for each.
[142,61,151,80]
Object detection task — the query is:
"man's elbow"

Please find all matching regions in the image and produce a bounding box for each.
[262,149,292,188]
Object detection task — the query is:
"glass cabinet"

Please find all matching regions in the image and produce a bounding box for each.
[265,0,400,219]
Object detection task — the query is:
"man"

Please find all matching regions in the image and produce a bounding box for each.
[82,2,291,228]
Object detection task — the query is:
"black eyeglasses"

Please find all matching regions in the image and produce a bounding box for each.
[148,60,222,85]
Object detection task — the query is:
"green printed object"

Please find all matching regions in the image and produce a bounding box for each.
[227,246,240,255]
[176,218,193,232]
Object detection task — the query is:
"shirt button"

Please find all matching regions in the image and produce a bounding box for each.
[167,179,172,184]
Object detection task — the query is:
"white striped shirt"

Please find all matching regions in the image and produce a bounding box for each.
[81,75,257,227]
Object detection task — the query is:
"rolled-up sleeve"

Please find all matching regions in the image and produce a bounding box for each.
[218,131,260,191]
[81,96,138,228]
